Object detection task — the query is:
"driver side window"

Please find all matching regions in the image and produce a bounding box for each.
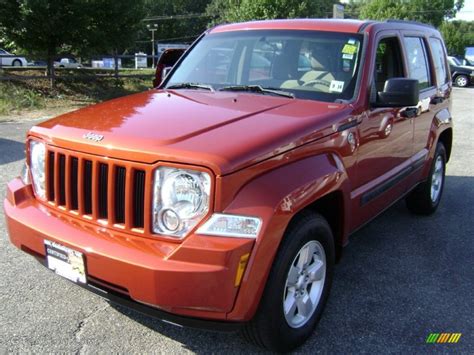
[374,37,404,92]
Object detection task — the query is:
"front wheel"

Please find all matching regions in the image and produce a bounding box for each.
[455,74,469,87]
[406,142,446,215]
[12,59,22,67]
[241,212,334,352]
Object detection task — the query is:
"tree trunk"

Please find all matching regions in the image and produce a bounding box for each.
[47,49,56,89]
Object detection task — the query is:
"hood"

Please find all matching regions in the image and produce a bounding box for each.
[31,90,352,175]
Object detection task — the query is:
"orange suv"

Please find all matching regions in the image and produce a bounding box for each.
[4,19,453,351]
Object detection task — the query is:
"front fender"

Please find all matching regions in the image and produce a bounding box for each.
[223,153,350,321]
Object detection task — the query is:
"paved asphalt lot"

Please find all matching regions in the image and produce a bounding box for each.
[1,88,473,353]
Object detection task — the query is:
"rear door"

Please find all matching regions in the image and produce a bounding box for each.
[400,34,437,163]
[408,35,451,186]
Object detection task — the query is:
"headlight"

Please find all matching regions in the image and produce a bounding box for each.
[152,167,211,238]
[29,140,46,200]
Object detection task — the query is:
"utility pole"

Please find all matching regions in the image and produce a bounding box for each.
[147,24,158,68]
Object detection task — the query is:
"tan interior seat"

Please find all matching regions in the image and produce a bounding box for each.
[281,50,335,92]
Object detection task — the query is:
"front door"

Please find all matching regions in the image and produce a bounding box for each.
[352,33,414,229]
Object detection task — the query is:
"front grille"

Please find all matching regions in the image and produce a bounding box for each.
[45,147,149,234]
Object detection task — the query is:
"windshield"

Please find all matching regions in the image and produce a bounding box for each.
[165,30,364,102]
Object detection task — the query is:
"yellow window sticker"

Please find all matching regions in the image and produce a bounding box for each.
[342,44,357,55]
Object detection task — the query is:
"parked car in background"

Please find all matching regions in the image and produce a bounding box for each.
[153,48,186,87]
[54,57,82,69]
[0,48,27,66]
[447,56,474,87]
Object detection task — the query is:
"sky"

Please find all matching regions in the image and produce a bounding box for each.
[455,0,474,21]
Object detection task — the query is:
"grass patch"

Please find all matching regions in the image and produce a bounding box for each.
[0,82,45,114]
[0,76,151,116]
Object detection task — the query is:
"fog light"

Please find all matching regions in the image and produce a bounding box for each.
[196,213,261,238]
[161,209,181,232]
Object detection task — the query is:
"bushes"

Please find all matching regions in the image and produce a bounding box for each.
[0,82,45,114]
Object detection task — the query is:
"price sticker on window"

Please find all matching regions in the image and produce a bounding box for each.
[329,80,345,93]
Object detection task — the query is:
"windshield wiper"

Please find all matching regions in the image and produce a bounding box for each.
[166,82,214,91]
[219,85,294,98]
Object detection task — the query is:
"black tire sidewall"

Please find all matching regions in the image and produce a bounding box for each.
[255,213,335,352]
[12,59,21,67]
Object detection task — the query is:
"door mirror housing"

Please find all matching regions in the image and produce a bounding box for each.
[374,78,419,107]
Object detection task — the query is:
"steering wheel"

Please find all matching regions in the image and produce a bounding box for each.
[302,79,331,88]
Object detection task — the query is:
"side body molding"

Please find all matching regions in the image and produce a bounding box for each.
[223,153,351,321]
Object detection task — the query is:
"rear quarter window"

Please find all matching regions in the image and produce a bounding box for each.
[429,38,449,86]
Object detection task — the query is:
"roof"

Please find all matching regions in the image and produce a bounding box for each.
[210,19,368,34]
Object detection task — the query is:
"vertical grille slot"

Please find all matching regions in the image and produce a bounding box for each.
[114,167,126,223]
[70,157,79,210]
[98,163,109,219]
[133,170,145,228]
[47,151,55,201]
[58,154,66,206]
[83,160,93,214]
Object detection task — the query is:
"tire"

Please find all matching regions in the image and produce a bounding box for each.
[455,74,469,87]
[241,211,335,352]
[406,142,446,215]
[12,59,22,67]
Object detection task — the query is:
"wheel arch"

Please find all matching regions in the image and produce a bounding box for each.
[225,152,351,321]
[299,190,345,262]
[438,127,453,162]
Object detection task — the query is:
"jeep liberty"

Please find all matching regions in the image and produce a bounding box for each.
[4,19,453,351]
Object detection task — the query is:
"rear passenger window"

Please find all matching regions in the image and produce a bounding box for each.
[429,38,449,85]
[403,37,431,90]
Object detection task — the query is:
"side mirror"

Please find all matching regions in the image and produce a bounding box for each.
[374,78,419,107]
[153,48,186,87]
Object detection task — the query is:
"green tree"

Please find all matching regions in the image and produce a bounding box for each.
[206,0,337,25]
[141,0,212,48]
[439,20,474,56]
[358,0,464,27]
[0,0,146,85]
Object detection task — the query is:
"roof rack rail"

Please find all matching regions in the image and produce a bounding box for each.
[386,19,435,29]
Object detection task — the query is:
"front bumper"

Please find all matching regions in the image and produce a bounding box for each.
[4,178,254,322]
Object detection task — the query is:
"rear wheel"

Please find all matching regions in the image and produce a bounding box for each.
[455,74,469,87]
[406,142,446,215]
[241,211,334,352]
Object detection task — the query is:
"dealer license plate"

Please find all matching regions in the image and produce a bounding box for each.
[44,240,86,284]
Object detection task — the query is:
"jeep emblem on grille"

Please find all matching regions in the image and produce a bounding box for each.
[83,132,104,142]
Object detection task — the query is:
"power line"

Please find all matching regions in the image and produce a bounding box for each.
[143,13,213,22]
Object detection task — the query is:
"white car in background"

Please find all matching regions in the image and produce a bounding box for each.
[0,48,28,66]
[54,57,82,69]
